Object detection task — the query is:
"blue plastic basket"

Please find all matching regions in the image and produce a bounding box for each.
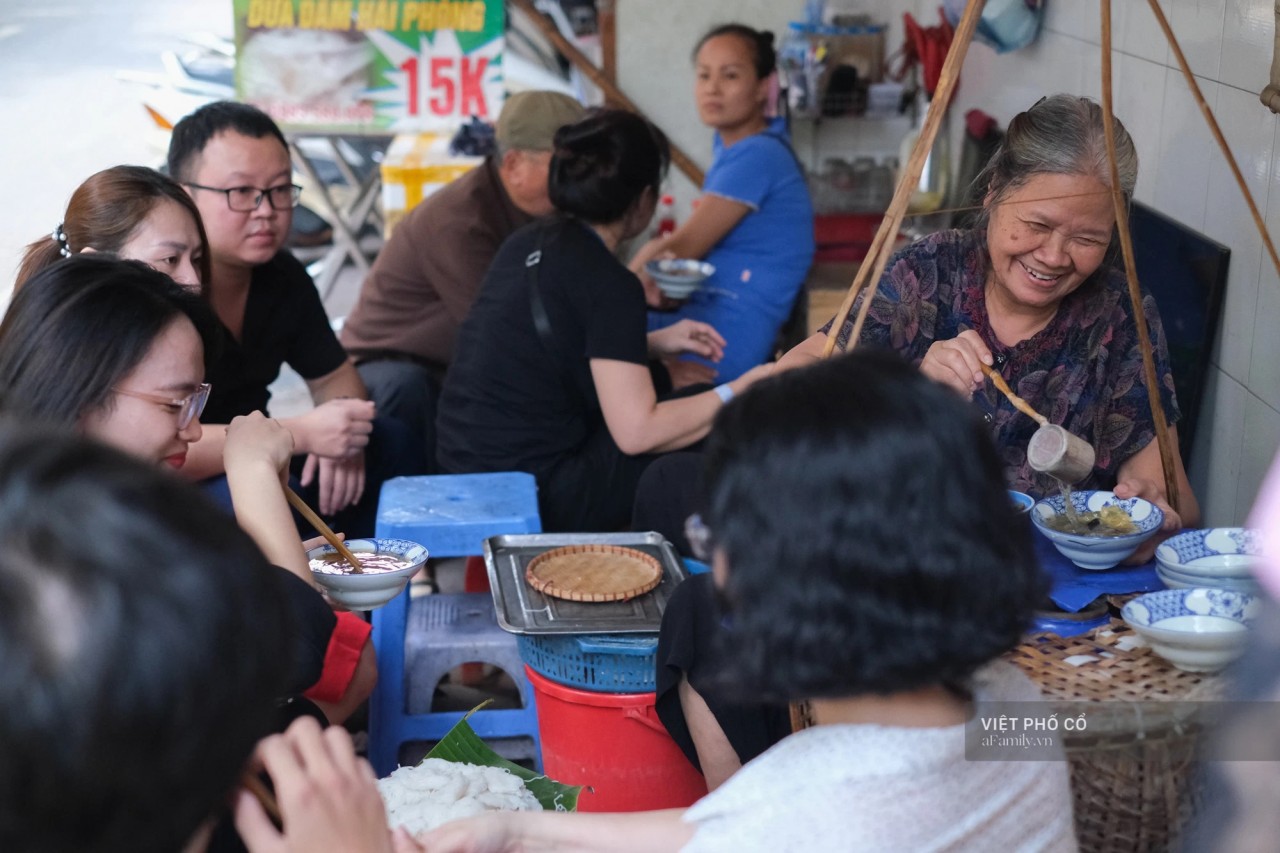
[517,633,659,693]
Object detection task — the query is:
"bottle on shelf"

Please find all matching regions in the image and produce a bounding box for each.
[655,193,677,238]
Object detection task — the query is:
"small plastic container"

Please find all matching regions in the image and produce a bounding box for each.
[865,81,906,118]
[655,193,677,237]
[518,633,659,693]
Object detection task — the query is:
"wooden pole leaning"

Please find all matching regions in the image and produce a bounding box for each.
[1101,1,1180,512]
[1145,0,1280,282]
[820,0,988,358]
[507,0,705,188]
[787,1,988,737]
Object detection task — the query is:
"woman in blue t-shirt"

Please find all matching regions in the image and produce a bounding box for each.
[632,24,816,383]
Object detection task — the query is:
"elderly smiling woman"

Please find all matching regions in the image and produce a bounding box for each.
[784,93,1200,539]
[637,94,1206,797]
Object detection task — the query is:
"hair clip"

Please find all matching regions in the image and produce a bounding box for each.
[52,223,72,258]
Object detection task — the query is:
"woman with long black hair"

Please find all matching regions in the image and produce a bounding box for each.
[437,109,773,532]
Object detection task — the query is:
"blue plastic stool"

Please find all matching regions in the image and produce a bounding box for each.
[370,473,542,776]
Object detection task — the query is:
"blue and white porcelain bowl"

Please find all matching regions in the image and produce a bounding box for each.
[1156,564,1262,595]
[1121,588,1257,672]
[306,537,428,611]
[1155,527,1261,581]
[645,259,714,299]
[1008,490,1035,515]
[1031,490,1164,570]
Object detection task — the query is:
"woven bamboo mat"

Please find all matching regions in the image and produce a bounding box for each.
[1009,618,1226,706]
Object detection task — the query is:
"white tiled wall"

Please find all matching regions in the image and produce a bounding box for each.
[615,2,918,219]
[899,0,1280,525]
[616,1,800,220]
[618,0,1280,524]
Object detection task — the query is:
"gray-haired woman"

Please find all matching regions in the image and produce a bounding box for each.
[783,93,1199,554]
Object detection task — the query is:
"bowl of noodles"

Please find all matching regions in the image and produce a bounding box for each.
[1030,490,1164,571]
[307,537,428,610]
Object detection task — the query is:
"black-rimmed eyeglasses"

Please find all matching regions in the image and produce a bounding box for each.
[185,182,302,212]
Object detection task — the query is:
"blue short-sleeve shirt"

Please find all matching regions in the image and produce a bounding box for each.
[650,118,815,381]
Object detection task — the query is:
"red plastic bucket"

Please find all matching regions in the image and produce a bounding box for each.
[524,665,708,812]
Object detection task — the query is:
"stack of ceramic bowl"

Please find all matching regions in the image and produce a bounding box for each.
[1154,528,1262,594]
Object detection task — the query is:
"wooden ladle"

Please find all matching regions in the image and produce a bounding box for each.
[285,486,363,574]
[980,364,1095,484]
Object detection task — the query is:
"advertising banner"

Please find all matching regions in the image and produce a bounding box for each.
[233,0,505,134]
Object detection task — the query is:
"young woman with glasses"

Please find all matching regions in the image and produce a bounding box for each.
[0,256,348,721]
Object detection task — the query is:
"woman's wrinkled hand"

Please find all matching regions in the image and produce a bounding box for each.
[1115,477,1182,564]
[919,330,993,398]
[647,320,726,362]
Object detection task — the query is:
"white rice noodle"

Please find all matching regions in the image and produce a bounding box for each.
[378,758,543,834]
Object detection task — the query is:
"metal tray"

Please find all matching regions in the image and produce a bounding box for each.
[484,532,688,634]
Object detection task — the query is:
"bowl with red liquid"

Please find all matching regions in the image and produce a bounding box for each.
[307,537,429,610]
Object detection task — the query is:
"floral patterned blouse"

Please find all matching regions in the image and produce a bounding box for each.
[824,229,1179,498]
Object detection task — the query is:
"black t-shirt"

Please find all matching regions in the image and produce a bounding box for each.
[204,251,347,423]
[436,217,650,475]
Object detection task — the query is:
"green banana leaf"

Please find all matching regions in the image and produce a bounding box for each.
[424,702,583,812]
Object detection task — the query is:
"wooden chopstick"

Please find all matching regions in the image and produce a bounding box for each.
[980,363,1048,426]
[241,771,282,826]
[284,486,363,574]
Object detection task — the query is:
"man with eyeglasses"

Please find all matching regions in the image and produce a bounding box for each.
[167,101,419,543]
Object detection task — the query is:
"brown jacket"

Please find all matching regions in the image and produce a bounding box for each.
[341,157,531,367]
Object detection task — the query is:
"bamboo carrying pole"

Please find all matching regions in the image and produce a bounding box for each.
[507,0,705,188]
[820,0,988,358]
[790,2,988,736]
[1100,1,1180,512]
[1144,0,1280,283]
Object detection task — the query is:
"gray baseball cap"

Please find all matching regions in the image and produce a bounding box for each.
[495,90,586,151]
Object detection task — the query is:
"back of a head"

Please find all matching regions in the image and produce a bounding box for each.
[548,109,670,225]
[703,350,1044,702]
[0,256,217,429]
[979,93,1137,209]
[15,165,211,291]
[0,425,290,852]
[167,100,289,183]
